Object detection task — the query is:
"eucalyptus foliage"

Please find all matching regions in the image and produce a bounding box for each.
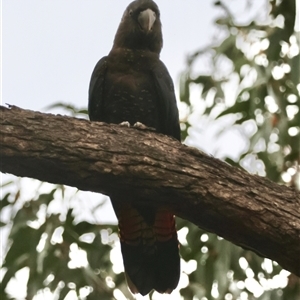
[178,0,299,299]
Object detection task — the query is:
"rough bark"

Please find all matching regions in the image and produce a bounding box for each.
[1,105,299,276]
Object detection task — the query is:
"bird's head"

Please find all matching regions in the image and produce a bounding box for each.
[113,0,163,54]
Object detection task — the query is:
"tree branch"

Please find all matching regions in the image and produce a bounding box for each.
[1,105,299,276]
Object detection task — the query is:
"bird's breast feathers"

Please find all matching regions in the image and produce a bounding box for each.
[106,49,159,94]
[108,48,159,70]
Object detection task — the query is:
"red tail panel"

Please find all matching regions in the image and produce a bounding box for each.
[112,202,180,295]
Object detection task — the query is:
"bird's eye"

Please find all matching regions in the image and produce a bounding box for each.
[129,10,133,16]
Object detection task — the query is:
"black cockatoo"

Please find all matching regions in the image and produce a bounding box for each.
[88,0,181,295]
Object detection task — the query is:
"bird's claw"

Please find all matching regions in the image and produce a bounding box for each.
[119,121,130,127]
[133,122,156,131]
[133,122,147,129]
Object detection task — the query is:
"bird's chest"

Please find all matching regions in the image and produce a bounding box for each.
[103,56,160,128]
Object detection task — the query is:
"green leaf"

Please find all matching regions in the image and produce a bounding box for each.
[0,193,11,209]
[0,221,7,227]
[35,188,57,205]
[192,76,216,95]
[0,180,14,188]
[179,71,191,105]
[217,100,250,119]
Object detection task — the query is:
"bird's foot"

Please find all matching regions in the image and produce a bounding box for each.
[133,122,147,129]
[133,122,156,132]
[119,121,130,127]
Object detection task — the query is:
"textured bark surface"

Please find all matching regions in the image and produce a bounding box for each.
[1,105,300,276]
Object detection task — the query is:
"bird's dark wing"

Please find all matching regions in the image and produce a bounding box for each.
[151,60,181,141]
[88,56,108,121]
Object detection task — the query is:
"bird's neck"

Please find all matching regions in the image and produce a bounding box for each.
[113,29,162,54]
[109,47,160,61]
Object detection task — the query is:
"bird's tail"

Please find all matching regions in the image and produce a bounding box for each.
[112,202,180,296]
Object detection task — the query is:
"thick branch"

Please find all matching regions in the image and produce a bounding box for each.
[1,105,299,276]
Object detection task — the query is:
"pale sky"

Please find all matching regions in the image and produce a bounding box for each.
[2,0,267,152]
[2,0,218,111]
[1,0,264,225]
[1,0,224,246]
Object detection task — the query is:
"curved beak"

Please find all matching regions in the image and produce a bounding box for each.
[138,9,156,32]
